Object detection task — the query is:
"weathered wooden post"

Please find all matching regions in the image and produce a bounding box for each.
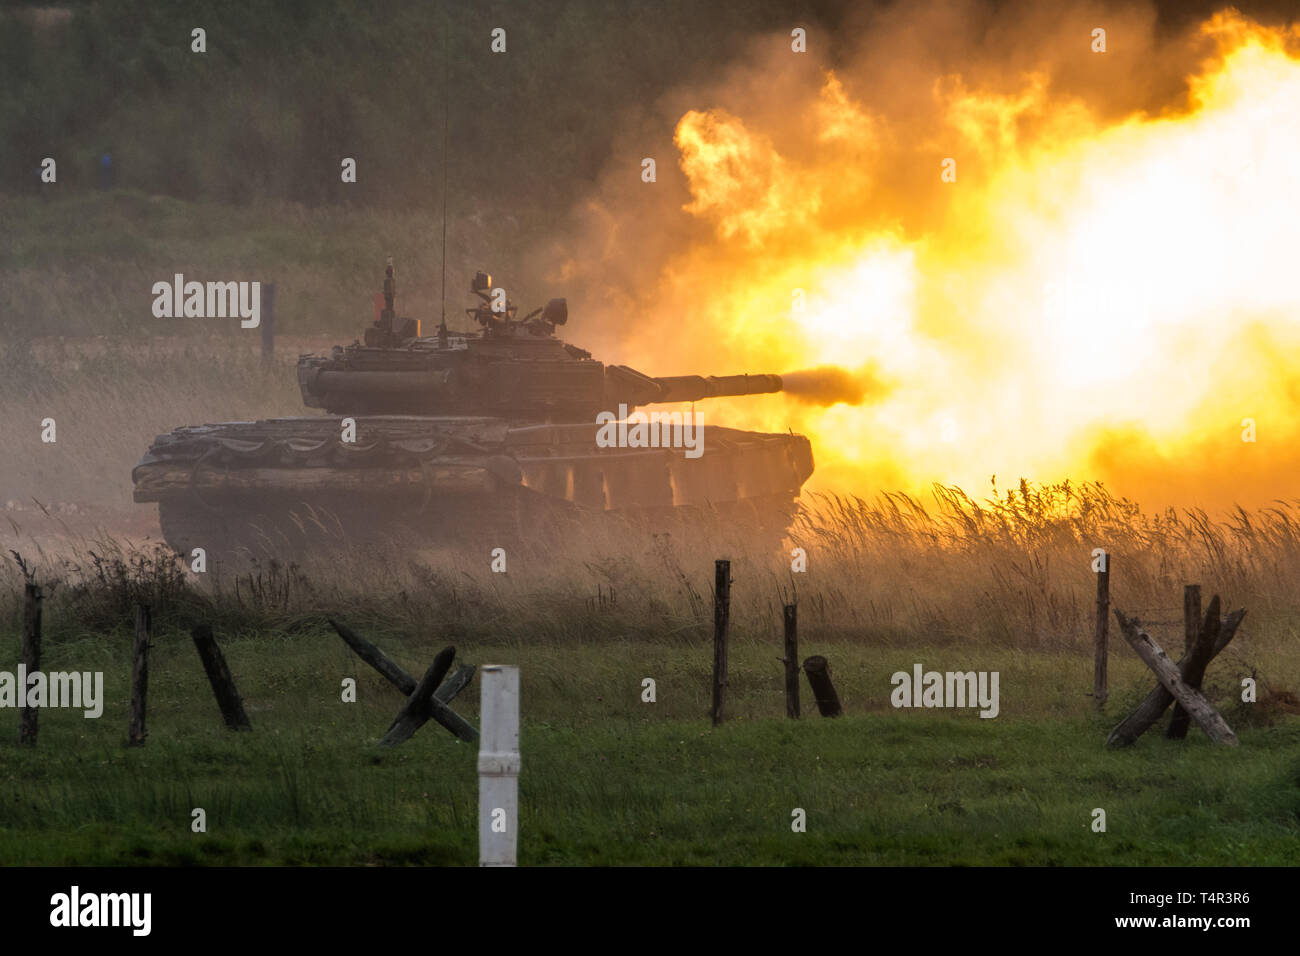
[479,665,520,867]
[1110,612,1237,746]
[328,618,417,695]
[1168,587,1212,740]
[1182,584,1201,657]
[128,604,152,746]
[191,625,252,730]
[1093,550,1109,710]
[712,560,730,726]
[260,282,276,366]
[379,646,459,746]
[1108,599,1245,747]
[328,619,478,742]
[802,655,843,717]
[19,582,42,746]
[783,603,800,718]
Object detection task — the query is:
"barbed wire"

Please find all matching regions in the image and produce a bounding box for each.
[1108,604,1186,626]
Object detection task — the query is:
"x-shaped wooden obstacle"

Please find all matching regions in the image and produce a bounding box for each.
[1107,595,1246,748]
[328,618,479,746]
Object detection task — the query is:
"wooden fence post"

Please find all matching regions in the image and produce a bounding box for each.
[1165,584,1203,738]
[783,603,800,718]
[479,665,520,867]
[1093,551,1110,710]
[1183,584,1201,657]
[260,281,276,366]
[191,625,252,730]
[129,604,152,746]
[802,655,843,717]
[1167,590,1217,740]
[712,559,730,726]
[19,583,42,746]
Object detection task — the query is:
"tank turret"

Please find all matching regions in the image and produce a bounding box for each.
[297,267,790,419]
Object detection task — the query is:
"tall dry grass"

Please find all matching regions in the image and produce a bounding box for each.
[787,480,1300,691]
[0,337,305,521]
[3,475,1297,673]
[1,339,1296,698]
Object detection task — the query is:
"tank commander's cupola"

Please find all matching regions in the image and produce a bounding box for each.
[364,255,421,348]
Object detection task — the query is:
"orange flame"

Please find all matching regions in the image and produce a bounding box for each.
[553,7,1300,510]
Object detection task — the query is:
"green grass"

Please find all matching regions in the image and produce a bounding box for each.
[2,620,1297,865]
[0,191,541,339]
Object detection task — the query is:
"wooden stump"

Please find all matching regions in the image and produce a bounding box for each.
[802,655,842,717]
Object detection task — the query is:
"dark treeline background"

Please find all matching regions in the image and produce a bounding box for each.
[2,0,1294,342]
[2,0,1268,211]
[0,0,844,213]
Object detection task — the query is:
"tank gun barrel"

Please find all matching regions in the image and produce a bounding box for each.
[603,365,785,409]
[650,373,784,403]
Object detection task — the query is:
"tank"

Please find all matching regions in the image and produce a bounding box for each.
[132,263,815,560]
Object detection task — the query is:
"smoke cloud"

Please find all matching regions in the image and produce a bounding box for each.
[781,364,891,406]
[533,1,1300,510]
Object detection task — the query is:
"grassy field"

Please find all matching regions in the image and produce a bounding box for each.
[0,192,543,340]
[1,523,1298,866]
[3,616,1299,866]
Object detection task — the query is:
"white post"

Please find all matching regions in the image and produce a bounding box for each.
[478,665,520,866]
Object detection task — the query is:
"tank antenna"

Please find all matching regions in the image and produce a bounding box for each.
[438,13,450,345]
